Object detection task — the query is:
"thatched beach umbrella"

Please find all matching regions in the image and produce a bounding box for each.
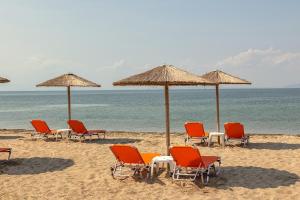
[113,64,213,154]
[0,76,10,83]
[37,73,100,121]
[201,70,251,132]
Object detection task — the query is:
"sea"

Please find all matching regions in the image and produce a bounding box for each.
[0,88,300,134]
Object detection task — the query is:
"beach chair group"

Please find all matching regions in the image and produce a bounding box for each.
[185,121,249,147]
[109,121,249,184]
[110,144,221,184]
[30,119,106,142]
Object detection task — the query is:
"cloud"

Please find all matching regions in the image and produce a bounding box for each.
[24,55,79,71]
[217,48,300,68]
[215,48,300,87]
[107,59,126,69]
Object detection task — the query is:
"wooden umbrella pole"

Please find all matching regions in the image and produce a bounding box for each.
[216,84,221,144]
[67,86,71,121]
[216,84,220,132]
[164,84,170,155]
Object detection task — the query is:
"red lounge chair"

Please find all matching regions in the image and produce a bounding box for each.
[68,120,106,141]
[110,145,160,178]
[224,122,249,147]
[0,148,12,160]
[31,119,62,140]
[184,122,209,145]
[170,146,221,184]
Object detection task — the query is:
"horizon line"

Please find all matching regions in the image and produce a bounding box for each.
[0,87,299,92]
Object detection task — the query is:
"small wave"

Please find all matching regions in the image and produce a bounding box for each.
[0,104,110,113]
[0,108,34,113]
[43,104,110,108]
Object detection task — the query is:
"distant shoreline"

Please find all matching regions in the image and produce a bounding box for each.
[1,87,300,92]
[1,129,299,136]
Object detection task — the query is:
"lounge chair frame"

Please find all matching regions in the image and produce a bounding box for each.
[185,137,208,146]
[225,135,249,147]
[111,162,151,179]
[172,161,221,184]
[31,132,63,140]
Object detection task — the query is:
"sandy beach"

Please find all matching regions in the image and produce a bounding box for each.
[0,130,299,200]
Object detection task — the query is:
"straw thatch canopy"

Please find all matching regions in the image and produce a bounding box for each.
[37,73,100,87]
[201,70,251,85]
[0,76,10,83]
[113,65,214,86]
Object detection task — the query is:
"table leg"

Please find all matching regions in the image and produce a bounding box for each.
[218,136,220,144]
[221,135,225,147]
[150,161,155,178]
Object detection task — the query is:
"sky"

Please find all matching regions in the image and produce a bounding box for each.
[0,0,299,90]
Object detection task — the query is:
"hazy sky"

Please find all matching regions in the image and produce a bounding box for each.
[0,0,299,90]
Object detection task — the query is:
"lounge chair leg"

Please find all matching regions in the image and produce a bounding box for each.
[8,150,11,160]
[111,163,122,178]
[31,133,35,139]
[206,168,211,184]
[201,172,204,184]
[215,160,221,176]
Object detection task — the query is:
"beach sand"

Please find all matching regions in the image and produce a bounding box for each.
[0,130,299,200]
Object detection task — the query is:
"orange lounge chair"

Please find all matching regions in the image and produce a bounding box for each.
[0,148,12,160]
[224,122,249,147]
[68,120,106,141]
[110,145,160,178]
[170,146,221,184]
[31,119,62,140]
[184,122,209,145]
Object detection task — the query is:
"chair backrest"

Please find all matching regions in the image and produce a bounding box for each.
[170,146,203,168]
[110,145,145,165]
[224,122,245,139]
[68,120,88,134]
[184,122,206,137]
[31,120,51,134]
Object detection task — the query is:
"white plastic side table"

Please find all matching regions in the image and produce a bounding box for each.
[56,129,71,140]
[150,156,174,178]
[208,132,225,147]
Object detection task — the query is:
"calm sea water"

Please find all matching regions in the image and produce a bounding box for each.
[0,89,299,134]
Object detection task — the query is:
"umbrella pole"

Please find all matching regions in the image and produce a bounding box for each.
[216,84,220,132]
[164,84,170,155]
[67,86,71,121]
[216,84,221,143]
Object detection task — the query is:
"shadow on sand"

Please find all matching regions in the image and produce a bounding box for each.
[83,138,142,144]
[248,142,300,150]
[0,135,24,140]
[0,157,74,175]
[209,166,299,189]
